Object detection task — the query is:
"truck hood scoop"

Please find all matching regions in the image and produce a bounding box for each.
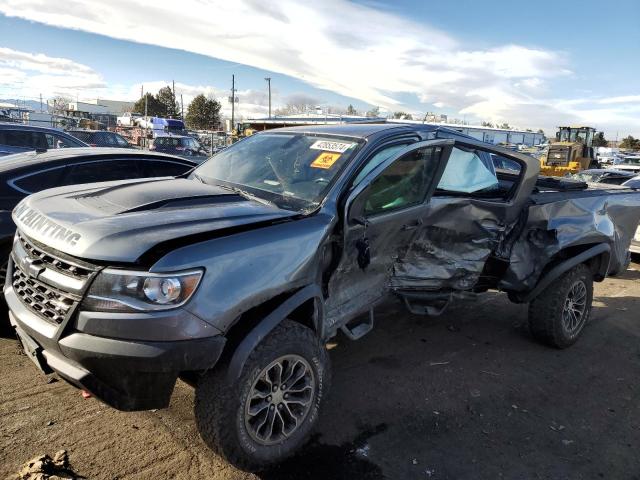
[13,177,299,263]
[71,178,244,215]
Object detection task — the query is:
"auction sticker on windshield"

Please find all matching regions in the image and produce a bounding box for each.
[310,140,355,153]
[311,152,341,169]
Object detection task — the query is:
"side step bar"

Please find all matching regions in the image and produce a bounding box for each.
[340,308,374,340]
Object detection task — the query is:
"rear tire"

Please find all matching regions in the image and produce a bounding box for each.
[528,264,593,348]
[195,320,330,472]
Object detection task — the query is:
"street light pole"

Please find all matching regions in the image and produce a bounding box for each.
[231,74,236,133]
[264,77,272,119]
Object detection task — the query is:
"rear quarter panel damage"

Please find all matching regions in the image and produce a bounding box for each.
[500,191,640,291]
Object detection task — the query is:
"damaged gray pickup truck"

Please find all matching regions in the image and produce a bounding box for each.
[5,123,640,470]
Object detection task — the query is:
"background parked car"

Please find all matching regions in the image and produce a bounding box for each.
[622,175,640,189]
[0,147,197,290]
[612,156,640,174]
[150,135,208,159]
[0,123,87,157]
[67,129,132,148]
[567,169,637,185]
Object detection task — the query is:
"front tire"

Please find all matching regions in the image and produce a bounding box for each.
[195,320,330,471]
[528,264,593,348]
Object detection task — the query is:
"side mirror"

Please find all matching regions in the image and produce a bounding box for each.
[345,183,370,226]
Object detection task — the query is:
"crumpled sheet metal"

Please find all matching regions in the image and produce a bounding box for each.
[327,189,640,323]
[391,197,507,291]
[500,191,640,291]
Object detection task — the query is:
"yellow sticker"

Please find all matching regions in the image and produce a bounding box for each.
[311,151,341,169]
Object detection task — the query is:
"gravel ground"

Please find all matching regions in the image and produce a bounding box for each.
[1,258,639,480]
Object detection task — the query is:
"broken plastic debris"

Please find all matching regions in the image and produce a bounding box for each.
[81,390,91,399]
[17,450,71,480]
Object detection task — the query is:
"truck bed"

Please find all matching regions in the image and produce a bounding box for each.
[501,178,640,291]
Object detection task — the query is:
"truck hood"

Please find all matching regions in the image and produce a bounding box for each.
[12,177,300,263]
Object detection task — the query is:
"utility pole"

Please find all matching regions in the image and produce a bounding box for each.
[172,80,176,118]
[180,94,184,120]
[39,93,43,113]
[264,77,271,118]
[230,74,236,133]
[140,85,143,99]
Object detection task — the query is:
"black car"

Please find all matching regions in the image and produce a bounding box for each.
[0,148,197,287]
[150,135,208,158]
[0,122,87,157]
[67,129,131,148]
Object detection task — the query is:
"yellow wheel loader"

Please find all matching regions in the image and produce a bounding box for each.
[540,126,599,176]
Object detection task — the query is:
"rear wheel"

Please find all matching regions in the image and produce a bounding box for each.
[528,264,593,348]
[195,320,330,471]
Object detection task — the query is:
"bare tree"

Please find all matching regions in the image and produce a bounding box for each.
[50,96,71,114]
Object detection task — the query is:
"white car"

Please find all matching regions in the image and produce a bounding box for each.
[116,112,142,126]
[613,156,640,174]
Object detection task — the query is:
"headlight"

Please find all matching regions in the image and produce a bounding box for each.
[83,268,203,312]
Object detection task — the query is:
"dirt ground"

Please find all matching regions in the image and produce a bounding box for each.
[1,258,640,480]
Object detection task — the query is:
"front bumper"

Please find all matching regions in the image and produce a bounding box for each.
[5,269,226,411]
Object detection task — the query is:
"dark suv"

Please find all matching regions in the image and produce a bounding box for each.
[0,123,87,156]
[67,130,131,148]
[150,135,208,158]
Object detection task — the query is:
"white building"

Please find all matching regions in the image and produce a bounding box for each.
[68,99,134,115]
[387,119,546,146]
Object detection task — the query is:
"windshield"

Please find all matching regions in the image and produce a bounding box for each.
[192,132,362,209]
[558,128,593,145]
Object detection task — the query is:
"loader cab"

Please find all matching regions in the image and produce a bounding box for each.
[556,126,595,147]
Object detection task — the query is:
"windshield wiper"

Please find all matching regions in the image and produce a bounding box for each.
[214,182,274,207]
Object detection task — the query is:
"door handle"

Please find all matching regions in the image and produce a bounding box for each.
[401,219,423,231]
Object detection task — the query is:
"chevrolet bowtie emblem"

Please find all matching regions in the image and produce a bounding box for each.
[22,257,45,278]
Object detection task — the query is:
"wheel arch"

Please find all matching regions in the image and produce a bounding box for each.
[223,284,324,383]
[513,243,610,303]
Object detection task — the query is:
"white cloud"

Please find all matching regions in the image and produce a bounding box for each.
[596,95,640,105]
[118,80,271,119]
[0,0,638,135]
[0,46,106,96]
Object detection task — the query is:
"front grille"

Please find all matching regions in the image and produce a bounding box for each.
[11,232,97,325]
[12,264,76,324]
[17,233,93,279]
[546,147,571,166]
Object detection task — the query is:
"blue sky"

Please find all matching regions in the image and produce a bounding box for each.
[0,0,639,136]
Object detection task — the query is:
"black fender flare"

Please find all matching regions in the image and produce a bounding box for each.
[226,284,324,382]
[516,244,610,303]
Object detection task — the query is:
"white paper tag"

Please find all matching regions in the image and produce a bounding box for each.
[310,140,355,153]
